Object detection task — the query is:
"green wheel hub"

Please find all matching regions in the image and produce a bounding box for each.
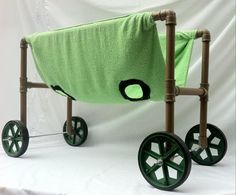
[1,120,29,157]
[138,132,191,191]
[185,124,227,166]
[63,116,88,146]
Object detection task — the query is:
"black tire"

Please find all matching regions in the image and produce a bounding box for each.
[2,120,29,157]
[138,132,191,191]
[185,124,227,166]
[63,116,88,146]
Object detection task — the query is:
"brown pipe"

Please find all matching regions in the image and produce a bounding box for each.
[152,11,209,40]
[20,38,28,125]
[165,27,176,133]
[152,10,176,22]
[27,82,48,88]
[199,30,210,148]
[175,87,207,96]
[153,10,177,134]
[66,97,74,135]
[196,29,211,41]
[152,11,211,142]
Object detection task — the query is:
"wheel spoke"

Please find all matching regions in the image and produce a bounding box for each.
[207,134,215,143]
[144,150,161,160]
[162,163,170,185]
[205,148,213,161]
[77,129,83,139]
[165,160,184,173]
[146,163,161,175]
[2,136,11,142]
[9,124,16,136]
[8,142,14,152]
[72,135,76,144]
[15,128,21,137]
[77,134,82,139]
[209,143,219,149]
[158,141,165,156]
[14,141,20,152]
[194,148,204,156]
[15,136,23,142]
[163,146,179,160]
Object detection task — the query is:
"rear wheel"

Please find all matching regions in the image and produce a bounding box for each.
[63,116,88,146]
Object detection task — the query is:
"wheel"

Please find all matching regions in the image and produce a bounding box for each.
[138,132,191,191]
[185,124,227,166]
[1,120,29,157]
[63,116,88,146]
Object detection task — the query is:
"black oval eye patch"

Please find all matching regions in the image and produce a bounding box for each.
[119,79,150,101]
[51,85,76,100]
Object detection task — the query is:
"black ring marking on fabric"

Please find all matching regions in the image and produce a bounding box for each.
[119,79,150,101]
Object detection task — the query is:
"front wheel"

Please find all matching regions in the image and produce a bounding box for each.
[1,120,29,157]
[138,132,191,191]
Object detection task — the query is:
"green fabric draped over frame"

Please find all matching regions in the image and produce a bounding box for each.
[25,12,197,103]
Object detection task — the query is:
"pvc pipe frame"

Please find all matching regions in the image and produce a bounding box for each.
[19,10,210,148]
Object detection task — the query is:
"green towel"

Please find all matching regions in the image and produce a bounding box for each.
[26,12,196,103]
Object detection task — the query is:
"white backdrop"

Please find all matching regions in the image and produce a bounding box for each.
[0,0,235,195]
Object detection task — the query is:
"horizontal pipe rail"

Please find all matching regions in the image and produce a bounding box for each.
[152,11,210,41]
[27,82,48,89]
[175,87,207,96]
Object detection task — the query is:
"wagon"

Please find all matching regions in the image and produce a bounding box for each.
[1,10,227,191]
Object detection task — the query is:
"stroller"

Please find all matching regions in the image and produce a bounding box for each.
[1,10,227,191]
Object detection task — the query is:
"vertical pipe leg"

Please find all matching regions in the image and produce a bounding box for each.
[166,102,174,133]
[20,39,28,125]
[199,98,208,147]
[165,12,176,134]
[66,97,74,135]
[199,32,210,148]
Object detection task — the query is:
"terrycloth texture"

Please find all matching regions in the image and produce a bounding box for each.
[26,12,196,103]
[26,13,165,103]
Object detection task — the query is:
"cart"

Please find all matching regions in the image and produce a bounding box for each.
[1,10,227,191]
